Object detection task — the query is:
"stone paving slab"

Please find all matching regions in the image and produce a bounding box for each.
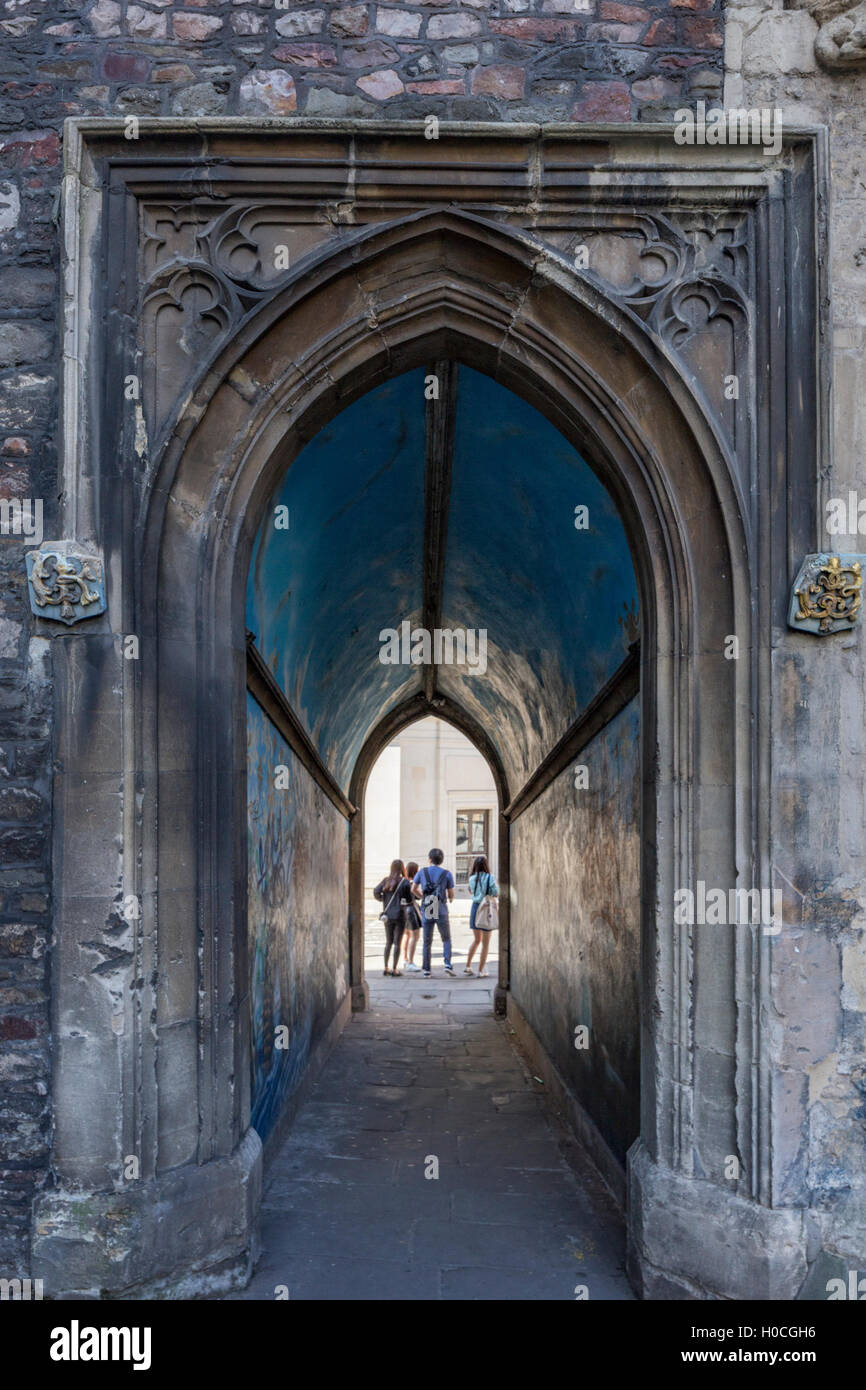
[230,915,633,1300]
[245,1251,444,1302]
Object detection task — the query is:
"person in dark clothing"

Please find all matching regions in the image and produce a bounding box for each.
[373,858,413,976]
[401,860,423,972]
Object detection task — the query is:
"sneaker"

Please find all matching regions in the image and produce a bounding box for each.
[463,968,474,975]
[405,962,421,972]
[423,970,432,978]
[444,965,456,977]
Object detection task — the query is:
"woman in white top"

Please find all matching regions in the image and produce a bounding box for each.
[465,854,498,978]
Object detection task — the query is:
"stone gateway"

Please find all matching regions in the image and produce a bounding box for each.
[0,1,865,1308]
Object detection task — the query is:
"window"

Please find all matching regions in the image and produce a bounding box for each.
[455,809,489,884]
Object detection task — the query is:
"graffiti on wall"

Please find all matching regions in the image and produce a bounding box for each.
[510,696,641,1165]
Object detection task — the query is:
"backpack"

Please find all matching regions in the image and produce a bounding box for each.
[421,868,446,922]
[475,873,499,931]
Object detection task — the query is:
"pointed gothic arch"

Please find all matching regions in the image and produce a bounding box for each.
[41,124,822,1299]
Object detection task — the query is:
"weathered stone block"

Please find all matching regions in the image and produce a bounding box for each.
[240,69,298,113]
[126,5,168,39]
[330,5,369,36]
[172,12,224,41]
[356,68,405,99]
[572,76,631,117]
[88,0,121,38]
[232,10,266,35]
[274,10,325,37]
[273,41,339,66]
[170,80,229,116]
[428,13,482,37]
[740,11,817,76]
[342,38,399,67]
[102,53,151,83]
[32,1129,262,1298]
[629,1142,808,1299]
[377,8,423,38]
[470,63,525,97]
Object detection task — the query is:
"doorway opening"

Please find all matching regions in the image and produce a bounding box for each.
[45,130,783,1298]
[245,360,641,1191]
[363,715,501,989]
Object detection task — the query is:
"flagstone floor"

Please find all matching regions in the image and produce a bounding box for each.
[230,907,634,1301]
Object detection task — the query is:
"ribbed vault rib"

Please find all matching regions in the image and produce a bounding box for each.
[503,643,640,822]
[246,631,357,820]
[421,359,458,703]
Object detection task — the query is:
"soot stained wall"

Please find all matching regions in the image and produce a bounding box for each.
[510,696,640,1166]
[0,0,723,1277]
[247,692,349,1146]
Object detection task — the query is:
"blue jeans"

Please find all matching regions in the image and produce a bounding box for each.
[422,914,451,971]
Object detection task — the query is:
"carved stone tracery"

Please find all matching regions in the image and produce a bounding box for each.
[137,196,752,463]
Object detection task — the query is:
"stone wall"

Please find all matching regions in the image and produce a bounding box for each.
[247,693,350,1150]
[0,244,56,1275]
[510,698,641,1168]
[1,0,723,124]
[724,0,866,1273]
[0,630,53,1275]
[0,0,760,1285]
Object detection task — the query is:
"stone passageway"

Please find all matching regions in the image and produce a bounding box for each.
[234,912,633,1301]
[22,123,848,1305]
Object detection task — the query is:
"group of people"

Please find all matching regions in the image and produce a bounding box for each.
[373,848,499,980]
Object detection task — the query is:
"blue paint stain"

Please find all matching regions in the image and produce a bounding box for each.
[246,370,428,792]
[246,693,349,1142]
[244,366,641,1145]
[245,363,638,796]
[440,367,639,787]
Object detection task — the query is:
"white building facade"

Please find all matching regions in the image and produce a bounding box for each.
[364,717,498,897]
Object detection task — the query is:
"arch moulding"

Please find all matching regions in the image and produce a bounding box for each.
[34,120,825,1300]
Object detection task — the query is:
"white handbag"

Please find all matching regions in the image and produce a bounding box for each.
[475,874,499,930]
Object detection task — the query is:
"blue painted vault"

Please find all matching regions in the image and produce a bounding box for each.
[245,362,641,1152]
[246,364,639,795]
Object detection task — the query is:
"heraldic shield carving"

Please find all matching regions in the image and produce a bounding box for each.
[25,542,106,626]
[789,553,865,634]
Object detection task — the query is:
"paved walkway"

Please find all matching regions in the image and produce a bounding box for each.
[233,908,634,1300]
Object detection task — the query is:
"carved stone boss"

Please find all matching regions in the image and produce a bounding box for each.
[790,0,866,71]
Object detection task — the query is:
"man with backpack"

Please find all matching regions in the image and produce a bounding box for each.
[413,848,456,978]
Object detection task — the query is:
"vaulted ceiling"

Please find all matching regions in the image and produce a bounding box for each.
[246,364,639,798]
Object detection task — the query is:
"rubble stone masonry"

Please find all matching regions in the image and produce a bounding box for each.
[0,0,713,1277]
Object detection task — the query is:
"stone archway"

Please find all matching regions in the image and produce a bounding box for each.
[348,692,513,1016]
[36,122,823,1299]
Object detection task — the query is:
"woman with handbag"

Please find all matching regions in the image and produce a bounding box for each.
[465,855,499,978]
[373,859,413,977]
